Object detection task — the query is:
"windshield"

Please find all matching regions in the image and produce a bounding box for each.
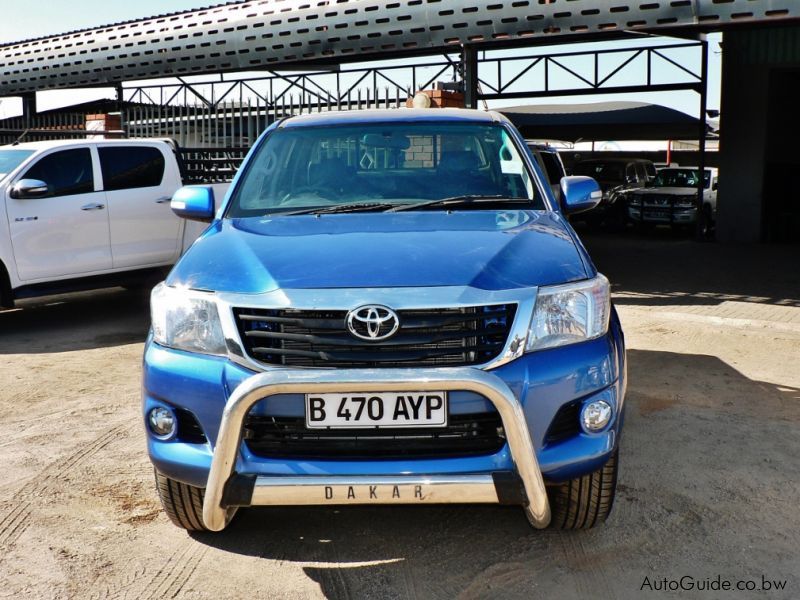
[654,168,710,188]
[0,149,35,180]
[573,161,624,182]
[226,122,543,217]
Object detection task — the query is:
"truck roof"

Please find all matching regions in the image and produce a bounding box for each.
[1,138,173,151]
[280,108,507,128]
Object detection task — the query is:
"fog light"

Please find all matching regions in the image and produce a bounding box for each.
[148,407,177,439]
[581,400,612,432]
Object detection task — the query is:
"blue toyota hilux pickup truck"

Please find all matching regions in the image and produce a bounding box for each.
[143,108,626,532]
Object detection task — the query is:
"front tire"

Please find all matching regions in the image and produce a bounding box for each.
[547,448,618,529]
[154,470,209,531]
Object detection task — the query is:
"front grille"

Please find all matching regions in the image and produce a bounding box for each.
[243,412,506,459]
[544,401,582,445]
[234,305,516,368]
[642,195,672,207]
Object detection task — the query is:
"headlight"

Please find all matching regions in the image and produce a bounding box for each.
[674,195,696,208]
[526,274,611,352]
[151,282,226,355]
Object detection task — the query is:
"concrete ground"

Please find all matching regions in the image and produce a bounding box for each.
[0,230,798,599]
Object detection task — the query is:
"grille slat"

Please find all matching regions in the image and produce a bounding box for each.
[234,305,516,368]
[244,412,506,459]
[237,313,345,329]
[247,327,507,348]
[250,343,507,363]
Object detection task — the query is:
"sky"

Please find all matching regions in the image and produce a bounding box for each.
[0,0,722,146]
[0,1,206,44]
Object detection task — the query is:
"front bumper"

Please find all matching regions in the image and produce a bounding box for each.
[628,205,698,224]
[143,313,626,530]
[202,367,550,531]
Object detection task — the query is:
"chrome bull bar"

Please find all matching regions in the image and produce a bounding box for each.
[202,368,551,531]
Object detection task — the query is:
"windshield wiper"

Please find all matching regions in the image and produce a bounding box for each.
[280,202,402,216]
[389,195,527,212]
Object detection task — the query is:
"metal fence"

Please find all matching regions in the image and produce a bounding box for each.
[123,84,413,149]
[0,83,413,182]
[0,112,86,145]
[178,146,249,184]
[123,82,413,178]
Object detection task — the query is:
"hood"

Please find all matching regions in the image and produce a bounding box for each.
[634,186,699,196]
[168,210,590,293]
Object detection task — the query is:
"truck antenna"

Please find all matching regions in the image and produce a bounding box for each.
[12,129,29,145]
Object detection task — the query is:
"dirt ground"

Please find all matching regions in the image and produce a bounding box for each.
[1,231,798,599]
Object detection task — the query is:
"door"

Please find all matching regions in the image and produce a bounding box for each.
[6,147,112,281]
[98,144,182,269]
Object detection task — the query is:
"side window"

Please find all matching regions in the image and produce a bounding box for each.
[635,163,647,182]
[625,163,637,183]
[22,148,94,197]
[99,146,165,191]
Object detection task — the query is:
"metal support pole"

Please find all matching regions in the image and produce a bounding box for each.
[461,45,479,109]
[115,85,125,138]
[21,93,36,130]
[696,36,709,240]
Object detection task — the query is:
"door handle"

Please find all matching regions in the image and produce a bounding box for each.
[155,196,172,204]
[81,203,106,211]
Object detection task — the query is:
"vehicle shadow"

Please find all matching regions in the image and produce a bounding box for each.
[578,228,800,308]
[0,287,151,354]
[186,349,799,599]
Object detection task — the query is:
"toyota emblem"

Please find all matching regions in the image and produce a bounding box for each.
[346,305,400,341]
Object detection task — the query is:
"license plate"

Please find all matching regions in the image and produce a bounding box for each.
[305,392,448,429]
[645,210,670,220]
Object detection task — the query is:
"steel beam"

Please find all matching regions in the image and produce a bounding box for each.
[0,0,798,97]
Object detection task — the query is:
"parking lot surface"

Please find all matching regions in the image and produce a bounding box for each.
[1,231,798,599]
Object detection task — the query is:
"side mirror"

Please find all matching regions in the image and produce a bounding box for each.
[10,179,50,199]
[560,176,602,215]
[171,186,216,222]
